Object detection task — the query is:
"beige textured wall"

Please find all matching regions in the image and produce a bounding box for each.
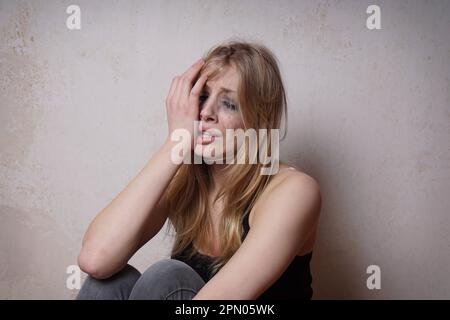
[1,0,449,299]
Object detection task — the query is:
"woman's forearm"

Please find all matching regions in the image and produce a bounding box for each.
[78,139,182,279]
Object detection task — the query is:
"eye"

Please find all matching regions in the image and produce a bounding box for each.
[223,100,238,111]
[199,94,208,104]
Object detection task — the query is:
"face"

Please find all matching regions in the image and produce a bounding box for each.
[194,63,245,163]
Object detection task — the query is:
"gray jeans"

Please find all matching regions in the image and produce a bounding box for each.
[76,258,206,300]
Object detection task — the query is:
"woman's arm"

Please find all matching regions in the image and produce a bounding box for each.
[77,139,181,279]
[192,173,321,299]
[78,58,207,279]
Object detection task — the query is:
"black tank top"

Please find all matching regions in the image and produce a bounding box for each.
[171,208,313,300]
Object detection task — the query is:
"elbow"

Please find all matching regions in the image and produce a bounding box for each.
[77,247,113,280]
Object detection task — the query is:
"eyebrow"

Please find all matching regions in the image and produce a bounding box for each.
[204,83,236,93]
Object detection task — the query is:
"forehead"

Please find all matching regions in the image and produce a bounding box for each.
[202,64,240,92]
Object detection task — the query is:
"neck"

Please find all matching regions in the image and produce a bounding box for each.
[209,163,227,197]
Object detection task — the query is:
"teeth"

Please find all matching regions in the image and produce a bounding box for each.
[202,131,212,137]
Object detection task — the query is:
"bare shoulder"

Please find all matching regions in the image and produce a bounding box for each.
[268,164,321,196]
[247,164,321,256]
[251,164,322,222]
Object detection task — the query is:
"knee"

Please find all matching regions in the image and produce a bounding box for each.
[138,259,200,285]
[129,259,205,300]
[76,264,141,300]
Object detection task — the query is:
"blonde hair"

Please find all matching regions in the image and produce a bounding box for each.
[162,38,288,278]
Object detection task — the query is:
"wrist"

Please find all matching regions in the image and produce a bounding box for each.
[162,137,192,164]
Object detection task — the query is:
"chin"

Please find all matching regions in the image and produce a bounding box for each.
[193,143,235,164]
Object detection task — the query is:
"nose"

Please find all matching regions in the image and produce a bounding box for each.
[199,99,217,122]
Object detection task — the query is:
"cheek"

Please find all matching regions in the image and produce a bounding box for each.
[219,114,245,131]
[216,114,246,153]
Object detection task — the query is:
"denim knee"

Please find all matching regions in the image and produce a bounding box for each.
[128,258,206,300]
[76,264,141,300]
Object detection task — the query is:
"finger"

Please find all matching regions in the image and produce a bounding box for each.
[176,60,205,108]
[173,76,183,108]
[190,74,208,98]
[178,60,206,101]
[167,76,179,103]
[180,58,205,82]
[181,69,207,101]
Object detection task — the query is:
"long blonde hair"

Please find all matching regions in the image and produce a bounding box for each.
[162,38,288,277]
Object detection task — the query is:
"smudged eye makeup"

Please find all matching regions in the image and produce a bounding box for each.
[222,99,237,111]
[199,94,239,111]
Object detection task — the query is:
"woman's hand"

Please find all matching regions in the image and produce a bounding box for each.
[165,58,208,150]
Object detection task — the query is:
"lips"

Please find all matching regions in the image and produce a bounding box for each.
[197,134,216,145]
[197,127,222,145]
[200,129,220,136]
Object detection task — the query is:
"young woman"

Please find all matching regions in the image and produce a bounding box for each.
[76,40,322,300]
